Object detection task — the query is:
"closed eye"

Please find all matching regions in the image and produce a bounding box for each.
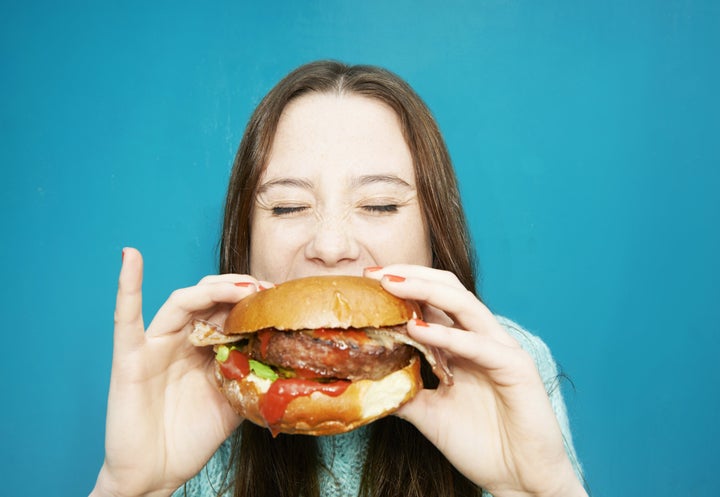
[362,204,399,214]
[272,205,308,216]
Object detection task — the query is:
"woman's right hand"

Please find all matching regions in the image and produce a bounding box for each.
[90,248,265,497]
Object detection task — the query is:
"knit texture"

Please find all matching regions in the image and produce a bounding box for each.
[171,317,582,497]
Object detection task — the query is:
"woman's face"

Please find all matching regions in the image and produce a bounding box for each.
[249,92,432,283]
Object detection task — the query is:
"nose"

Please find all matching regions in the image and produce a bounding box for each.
[304,218,360,268]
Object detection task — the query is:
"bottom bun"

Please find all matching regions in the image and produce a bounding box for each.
[215,356,422,436]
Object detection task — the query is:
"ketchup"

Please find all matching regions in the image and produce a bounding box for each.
[313,328,370,344]
[218,349,250,380]
[257,330,273,358]
[261,378,350,435]
[217,340,354,437]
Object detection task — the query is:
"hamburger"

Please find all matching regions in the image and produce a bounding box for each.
[190,275,452,436]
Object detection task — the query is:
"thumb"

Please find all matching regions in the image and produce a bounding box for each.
[113,247,145,353]
[394,389,435,432]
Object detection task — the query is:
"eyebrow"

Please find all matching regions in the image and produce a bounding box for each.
[256,177,314,194]
[352,174,413,189]
[256,174,413,194]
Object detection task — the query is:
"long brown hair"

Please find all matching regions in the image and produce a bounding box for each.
[218,61,480,497]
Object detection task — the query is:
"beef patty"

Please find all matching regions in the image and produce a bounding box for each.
[249,328,415,381]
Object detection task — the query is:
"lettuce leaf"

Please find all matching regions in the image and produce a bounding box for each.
[249,359,279,381]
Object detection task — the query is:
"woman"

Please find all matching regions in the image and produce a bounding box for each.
[91,61,587,497]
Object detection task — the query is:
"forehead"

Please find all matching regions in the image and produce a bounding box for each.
[263,92,415,183]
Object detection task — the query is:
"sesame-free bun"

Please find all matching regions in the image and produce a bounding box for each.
[216,355,422,436]
[214,275,424,436]
[224,275,421,333]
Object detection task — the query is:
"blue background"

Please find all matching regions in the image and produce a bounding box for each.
[2,1,718,495]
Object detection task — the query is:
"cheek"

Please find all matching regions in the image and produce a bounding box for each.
[399,228,433,266]
[249,217,310,277]
[363,211,432,266]
[249,214,277,277]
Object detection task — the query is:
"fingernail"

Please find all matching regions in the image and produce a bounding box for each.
[365,266,383,272]
[414,318,429,327]
[234,282,254,287]
[385,274,405,283]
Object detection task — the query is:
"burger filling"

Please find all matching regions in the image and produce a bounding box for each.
[191,317,453,434]
[191,318,453,387]
[214,326,415,383]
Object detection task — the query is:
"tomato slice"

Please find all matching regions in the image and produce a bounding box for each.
[218,345,353,436]
[218,349,251,380]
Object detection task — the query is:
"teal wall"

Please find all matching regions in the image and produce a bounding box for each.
[2,1,718,495]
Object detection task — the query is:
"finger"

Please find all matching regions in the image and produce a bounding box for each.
[146,281,259,337]
[407,318,519,369]
[197,274,256,286]
[381,274,515,346]
[393,387,436,430]
[114,247,145,352]
[197,274,276,292]
[364,264,462,288]
[196,274,272,287]
[365,266,504,340]
[363,266,463,328]
[420,303,455,327]
[257,280,276,291]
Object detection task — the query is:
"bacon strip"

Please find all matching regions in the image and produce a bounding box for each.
[366,329,453,386]
[189,320,238,346]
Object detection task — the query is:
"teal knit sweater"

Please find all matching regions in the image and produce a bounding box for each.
[172,317,583,497]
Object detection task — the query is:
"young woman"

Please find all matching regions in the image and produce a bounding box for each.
[91,61,586,497]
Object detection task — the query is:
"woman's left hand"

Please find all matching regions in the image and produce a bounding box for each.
[364,265,587,497]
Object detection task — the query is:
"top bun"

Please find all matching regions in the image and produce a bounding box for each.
[225,275,420,334]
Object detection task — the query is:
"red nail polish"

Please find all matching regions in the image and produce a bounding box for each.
[234,282,254,287]
[385,274,405,283]
[365,266,383,272]
[414,318,429,327]
[258,284,267,291]
[121,248,126,262]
